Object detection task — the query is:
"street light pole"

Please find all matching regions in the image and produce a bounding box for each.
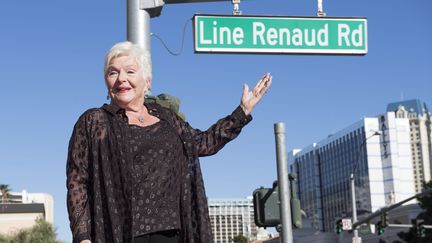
[274,122,293,243]
[350,172,359,242]
[350,130,381,243]
[127,0,151,50]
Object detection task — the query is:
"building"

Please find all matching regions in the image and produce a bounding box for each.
[208,197,258,242]
[0,190,54,235]
[387,99,432,193]
[289,108,416,232]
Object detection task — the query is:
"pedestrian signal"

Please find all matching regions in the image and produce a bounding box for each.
[335,219,343,234]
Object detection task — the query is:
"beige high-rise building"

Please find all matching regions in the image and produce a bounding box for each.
[0,190,54,235]
[208,197,258,243]
[387,99,432,193]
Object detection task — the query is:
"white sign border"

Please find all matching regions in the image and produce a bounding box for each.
[193,14,368,55]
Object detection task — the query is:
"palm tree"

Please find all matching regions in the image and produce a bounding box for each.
[0,184,11,203]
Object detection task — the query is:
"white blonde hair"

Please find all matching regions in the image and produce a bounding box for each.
[104,41,152,87]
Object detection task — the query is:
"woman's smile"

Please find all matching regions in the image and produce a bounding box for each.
[115,86,131,94]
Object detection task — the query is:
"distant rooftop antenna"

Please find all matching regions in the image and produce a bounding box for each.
[317,0,326,17]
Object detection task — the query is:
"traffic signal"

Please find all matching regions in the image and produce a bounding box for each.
[253,176,302,229]
[335,219,343,234]
[290,197,302,229]
[376,221,385,235]
[418,224,426,238]
[416,219,426,238]
[288,173,302,229]
[380,212,389,227]
[253,186,280,227]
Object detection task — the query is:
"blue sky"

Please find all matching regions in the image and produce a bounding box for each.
[0,0,431,241]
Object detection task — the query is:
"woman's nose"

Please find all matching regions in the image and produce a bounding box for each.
[117,70,127,82]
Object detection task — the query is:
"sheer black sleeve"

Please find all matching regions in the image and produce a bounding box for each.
[172,106,252,157]
[66,112,93,243]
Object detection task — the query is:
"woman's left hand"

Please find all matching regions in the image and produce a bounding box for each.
[240,73,273,116]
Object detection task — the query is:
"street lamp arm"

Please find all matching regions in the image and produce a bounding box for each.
[351,131,381,176]
[350,130,381,241]
[352,188,432,229]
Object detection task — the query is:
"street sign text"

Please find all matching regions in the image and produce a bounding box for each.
[194,15,368,55]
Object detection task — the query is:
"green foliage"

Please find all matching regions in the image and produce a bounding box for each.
[0,235,11,243]
[145,94,186,120]
[0,184,11,203]
[0,218,61,243]
[232,234,248,243]
[397,181,432,243]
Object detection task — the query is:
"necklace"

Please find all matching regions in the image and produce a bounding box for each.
[127,108,146,124]
[133,112,145,123]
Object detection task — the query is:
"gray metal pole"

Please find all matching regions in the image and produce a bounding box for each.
[127,0,151,50]
[350,173,360,242]
[274,123,293,243]
[350,131,381,243]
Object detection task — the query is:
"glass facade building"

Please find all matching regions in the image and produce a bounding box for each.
[289,112,415,232]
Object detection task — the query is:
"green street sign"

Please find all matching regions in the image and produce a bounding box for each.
[193,14,368,55]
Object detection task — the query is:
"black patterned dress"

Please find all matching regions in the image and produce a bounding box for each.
[66,102,252,243]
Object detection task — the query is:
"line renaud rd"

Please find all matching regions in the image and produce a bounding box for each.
[193,15,368,55]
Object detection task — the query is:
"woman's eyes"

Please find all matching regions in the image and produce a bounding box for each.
[108,71,118,77]
[107,69,136,77]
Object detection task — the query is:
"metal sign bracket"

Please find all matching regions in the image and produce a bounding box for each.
[317,0,326,17]
[232,0,241,15]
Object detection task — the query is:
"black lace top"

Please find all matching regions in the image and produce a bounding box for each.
[128,120,184,236]
[66,102,252,243]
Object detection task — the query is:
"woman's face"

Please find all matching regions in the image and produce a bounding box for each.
[105,55,149,107]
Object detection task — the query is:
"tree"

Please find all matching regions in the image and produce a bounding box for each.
[0,217,62,243]
[232,234,248,243]
[0,184,11,203]
[0,235,11,243]
[397,181,432,243]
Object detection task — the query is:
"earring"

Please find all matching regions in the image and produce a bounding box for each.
[106,92,110,100]
[145,88,152,96]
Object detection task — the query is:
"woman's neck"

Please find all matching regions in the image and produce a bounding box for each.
[112,98,145,113]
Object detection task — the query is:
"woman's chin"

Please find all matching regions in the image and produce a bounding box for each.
[112,96,144,108]
[112,98,131,106]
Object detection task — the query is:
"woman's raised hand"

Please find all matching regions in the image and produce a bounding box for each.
[240,73,273,116]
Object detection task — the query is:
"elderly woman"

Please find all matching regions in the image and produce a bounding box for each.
[66,41,272,243]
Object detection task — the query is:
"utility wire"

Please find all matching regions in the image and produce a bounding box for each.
[151,18,192,56]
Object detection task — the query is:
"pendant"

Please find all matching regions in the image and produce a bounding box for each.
[138,117,145,123]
